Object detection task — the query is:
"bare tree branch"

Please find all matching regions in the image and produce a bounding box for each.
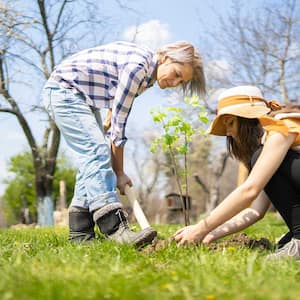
[193,174,209,195]
[0,0,138,225]
[201,0,300,104]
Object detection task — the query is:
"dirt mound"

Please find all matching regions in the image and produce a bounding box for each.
[142,233,273,254]
[206,232,273,251]
[141,238,171,254]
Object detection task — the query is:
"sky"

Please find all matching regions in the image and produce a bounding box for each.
[0,0,266,195]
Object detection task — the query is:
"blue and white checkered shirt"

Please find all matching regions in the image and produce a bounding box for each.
[50,41,157,146]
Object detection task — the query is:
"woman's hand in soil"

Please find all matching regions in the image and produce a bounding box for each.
[173,222,207,245]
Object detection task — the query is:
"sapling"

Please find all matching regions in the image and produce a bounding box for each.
[151,96,208,225]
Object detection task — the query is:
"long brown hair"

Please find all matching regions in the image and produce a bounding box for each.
[226,104,300,168]
[226,117,264,169]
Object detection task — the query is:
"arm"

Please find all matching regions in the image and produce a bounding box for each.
[111,143,132,195]
[103,109,112,132]
[202,191,270,243]
[110,64,146,194]
[174,132,296,245]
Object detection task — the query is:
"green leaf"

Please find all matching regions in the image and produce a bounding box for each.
[152,112,167,123]
[150,138,160,153]
[184,96,200,107]
[177,144,188,154]
[180,122,191,133]
[163,134,177,146]
[166,107,182,113]
[199,112,209,123]
[165,116,182,127]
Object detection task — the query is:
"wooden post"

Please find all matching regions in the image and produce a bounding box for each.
[58,180,67,210]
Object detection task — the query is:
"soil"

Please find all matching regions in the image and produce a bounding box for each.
[206,232,273,251]
[142,232,273,254]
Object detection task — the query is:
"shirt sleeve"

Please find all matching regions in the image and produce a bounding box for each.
[259,116,290,137]
[260,116,300,141]
[110,63,147,147]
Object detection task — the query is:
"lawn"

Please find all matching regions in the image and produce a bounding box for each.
[0,213,299,300]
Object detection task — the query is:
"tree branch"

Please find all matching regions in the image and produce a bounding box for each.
[194,174,209,195]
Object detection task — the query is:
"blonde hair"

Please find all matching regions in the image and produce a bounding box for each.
[157,41,206,96]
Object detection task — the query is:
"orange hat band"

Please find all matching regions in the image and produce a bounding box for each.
[217,95,265,111]
[217,95,281,113]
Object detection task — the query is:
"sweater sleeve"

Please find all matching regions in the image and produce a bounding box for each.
[259,116,300,147]
[259,116,290,136]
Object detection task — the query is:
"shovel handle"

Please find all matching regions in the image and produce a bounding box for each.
[124,185,150,229]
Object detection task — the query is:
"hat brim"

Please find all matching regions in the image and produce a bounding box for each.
[207,105,271,136]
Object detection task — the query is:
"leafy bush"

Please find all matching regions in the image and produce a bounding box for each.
[2,151,76,224]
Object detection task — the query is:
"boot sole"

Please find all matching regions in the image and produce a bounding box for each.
[134,228,157,248]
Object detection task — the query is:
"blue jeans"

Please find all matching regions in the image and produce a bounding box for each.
[42,80,119,212]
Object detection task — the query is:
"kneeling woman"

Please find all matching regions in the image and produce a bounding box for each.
[173,85,300,260]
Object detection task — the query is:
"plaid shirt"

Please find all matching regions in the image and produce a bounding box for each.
[50,41,157,146]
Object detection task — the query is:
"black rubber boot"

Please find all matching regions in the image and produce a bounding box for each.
[68,206,95,242]
[93,203,157,247]
[95,208,124,235]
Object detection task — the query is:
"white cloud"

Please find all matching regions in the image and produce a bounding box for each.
[206,59,232,81]
[289,42,300,59]
[122,20,171,50]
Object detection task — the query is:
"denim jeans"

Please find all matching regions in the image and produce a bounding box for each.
[42,80,119,212]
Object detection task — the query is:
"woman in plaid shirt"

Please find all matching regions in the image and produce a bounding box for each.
[42,41,206,246]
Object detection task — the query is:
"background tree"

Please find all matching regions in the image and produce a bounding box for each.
[201,0,300,104]
[128,133,165,201]
[182,134,214,216]
[2,151,76,226]
[127,128,217,223]
[0,0,132,225]
[151,97,209,225]
[196,0,300,213]
[194,152,229,212]
[125,131,168,222]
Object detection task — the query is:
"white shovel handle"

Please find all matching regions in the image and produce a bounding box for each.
[124,185,150,229]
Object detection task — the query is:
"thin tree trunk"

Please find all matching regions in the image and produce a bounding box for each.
[37,195,54,226]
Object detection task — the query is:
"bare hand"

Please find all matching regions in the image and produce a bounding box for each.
[172,223,206,246]
[116,172,132,195]
[202,233,215,244]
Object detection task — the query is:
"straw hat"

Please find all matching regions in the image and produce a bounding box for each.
[207,86,272,136]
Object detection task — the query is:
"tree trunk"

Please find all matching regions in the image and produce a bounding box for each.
[37,195,54,226]
[194,152,229,213]
[207,184,219,213]
[35,164,56,226]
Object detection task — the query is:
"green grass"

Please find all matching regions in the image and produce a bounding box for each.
[1,213,299,300]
